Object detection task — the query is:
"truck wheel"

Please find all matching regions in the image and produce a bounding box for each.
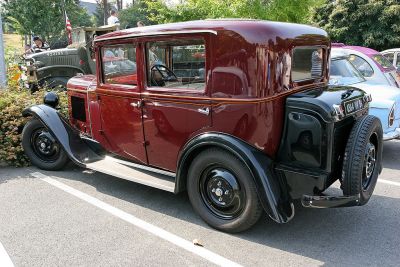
[22,119,69,170]
[341,115,383,205]
[43,78,67,91]
[187,148,262,233]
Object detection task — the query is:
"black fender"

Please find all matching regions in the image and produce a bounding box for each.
[176,132,294,224]
[22,104,104,166]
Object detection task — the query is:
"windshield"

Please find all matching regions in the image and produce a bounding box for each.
[71,30,86,45]
[372,54,393,69]
[329,58,366,86]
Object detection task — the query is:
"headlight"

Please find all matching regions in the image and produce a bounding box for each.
[389,104,395,127]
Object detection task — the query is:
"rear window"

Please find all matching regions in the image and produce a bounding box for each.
[372,54,393,69]
[292,47,324,81]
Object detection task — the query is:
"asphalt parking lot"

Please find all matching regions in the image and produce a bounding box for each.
[0,140,400,267]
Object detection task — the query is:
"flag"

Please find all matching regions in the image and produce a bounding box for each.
[65,12,72,45]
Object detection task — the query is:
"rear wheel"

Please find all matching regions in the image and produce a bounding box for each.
[187,148,262,233]
[22,119,69,170]
[341,115,383,205]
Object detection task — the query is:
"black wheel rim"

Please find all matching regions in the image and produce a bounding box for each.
[363,140,376,190]
[30,127,61,162]
[199,166,245,220]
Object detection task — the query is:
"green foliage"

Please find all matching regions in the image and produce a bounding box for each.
[0,63,68,167]
[118,2,155,28]
[312,0,400,51]
[2,0,93,45]
[144,0,323,24]
[93,2,113,27]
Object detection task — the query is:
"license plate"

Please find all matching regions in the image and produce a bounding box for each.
[343,98,364,115]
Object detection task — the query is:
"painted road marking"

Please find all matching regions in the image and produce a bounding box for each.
[31,172,242,267]
[378,179,400,187]
[0,241,14,267]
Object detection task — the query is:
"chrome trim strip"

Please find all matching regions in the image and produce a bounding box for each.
[94,30,218,42]
[106,156,176,177]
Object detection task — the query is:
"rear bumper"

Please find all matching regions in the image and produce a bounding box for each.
[383,127,400,141]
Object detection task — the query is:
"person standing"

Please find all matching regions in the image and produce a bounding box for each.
[107,10,120,26]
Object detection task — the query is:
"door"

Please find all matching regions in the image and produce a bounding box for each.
[141,36,212,171]
[96,41,147,164]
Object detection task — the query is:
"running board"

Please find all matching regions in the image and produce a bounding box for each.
[86,157,176,192]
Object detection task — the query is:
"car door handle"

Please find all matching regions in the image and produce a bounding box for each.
[130,100,143,108]
[197,107,210,115]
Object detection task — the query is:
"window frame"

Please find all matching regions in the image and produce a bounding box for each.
[143,34,208,95]
[98,40,139,89]
[290,45,327,83]
[348,54,375,77]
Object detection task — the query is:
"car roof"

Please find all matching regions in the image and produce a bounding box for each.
[381,48,400,53]
[94,19,328,45]
[332,43,379,55]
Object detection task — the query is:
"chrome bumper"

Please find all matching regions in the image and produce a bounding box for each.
[383,128,400,141]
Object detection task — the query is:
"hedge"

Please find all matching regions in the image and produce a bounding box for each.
[0,66,68,167]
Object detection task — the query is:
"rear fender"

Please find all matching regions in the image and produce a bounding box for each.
[22,104,104,166]
[177,133,294,224]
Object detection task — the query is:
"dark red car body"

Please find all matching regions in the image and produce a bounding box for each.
[22,20,382,232]
[67,20,330,171]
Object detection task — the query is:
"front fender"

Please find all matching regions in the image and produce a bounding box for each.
[22,104,103,166]
[177,133,294,224]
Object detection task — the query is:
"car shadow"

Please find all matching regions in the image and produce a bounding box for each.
[32,163,400,266]
[382,140,400,170]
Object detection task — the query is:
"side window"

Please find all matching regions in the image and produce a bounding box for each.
[396,53,400,68]
[383,52,394,65]
[348,54,374,77]
[101,43,137,85]
[146,39,206,91]
[292,46,324,81]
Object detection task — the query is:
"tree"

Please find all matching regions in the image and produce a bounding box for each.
[118,1,155,28]
[144,0,323,24]
[94,0,113,26]
[312,0,400,51]
[2,0,93,46]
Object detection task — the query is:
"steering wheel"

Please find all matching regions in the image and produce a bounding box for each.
[150,64,178,86]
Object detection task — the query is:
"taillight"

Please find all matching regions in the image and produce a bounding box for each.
[389,105,395,127]
[79,59,85,65]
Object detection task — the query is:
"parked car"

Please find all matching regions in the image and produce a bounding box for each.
[19,25,117,92]
[330,48,400,140]
[332,43,400,88]
[22,20,383,233]
[381,48,400,70]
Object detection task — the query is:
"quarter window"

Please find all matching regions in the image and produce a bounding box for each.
[383,52,395,65]
[396,54,400,68]
[292,47,324,81]
[146,39,206,91]
[348,54,374,77]
[101,44,137,85]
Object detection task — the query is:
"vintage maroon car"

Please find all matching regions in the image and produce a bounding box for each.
[22,20,383,233]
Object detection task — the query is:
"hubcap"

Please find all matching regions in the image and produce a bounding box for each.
[363,141,376,189]
[200,167,245,219]
[31,128,60,162]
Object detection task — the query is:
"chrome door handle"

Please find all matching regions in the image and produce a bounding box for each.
[197,107,210,115]
[130,100,143,108]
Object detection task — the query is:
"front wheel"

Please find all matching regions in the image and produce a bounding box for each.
[187,148,262,233]
[341,115,383,205]
[22,118,69,170]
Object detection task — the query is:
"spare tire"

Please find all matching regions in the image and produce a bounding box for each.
[341,115,383,205]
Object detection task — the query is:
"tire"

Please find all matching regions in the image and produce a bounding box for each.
[187,148,263,233]
[22,118,69,171]
[43,78,67,91]
[341,115,383,205]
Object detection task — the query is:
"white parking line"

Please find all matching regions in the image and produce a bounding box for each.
[31,172,242,267]
[378,179,400,187]
[0,242,14,267]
